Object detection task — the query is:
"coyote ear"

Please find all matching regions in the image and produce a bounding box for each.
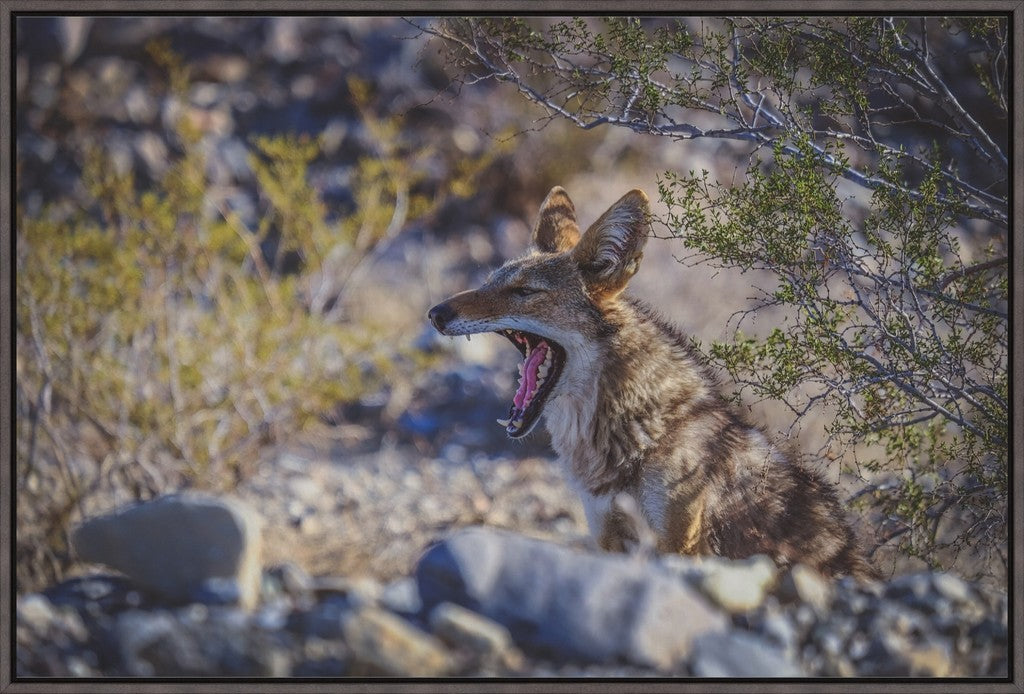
[532,186,580,254]
[572,189,651,298]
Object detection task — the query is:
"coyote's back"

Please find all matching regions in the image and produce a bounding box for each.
[428,186,877,580]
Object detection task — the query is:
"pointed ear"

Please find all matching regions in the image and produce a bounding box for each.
[532,186,580,253]
[572,189,651,298]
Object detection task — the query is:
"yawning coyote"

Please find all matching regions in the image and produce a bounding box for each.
[428,187,876,579]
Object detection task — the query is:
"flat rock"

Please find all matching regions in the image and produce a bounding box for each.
[429,601,513,656]
[416,527,726,670]
[342,606,454,676]
[71,493,263,609]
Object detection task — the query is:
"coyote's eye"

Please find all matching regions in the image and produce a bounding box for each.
[511,286,541,297]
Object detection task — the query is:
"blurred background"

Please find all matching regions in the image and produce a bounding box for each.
[14,15,984,595]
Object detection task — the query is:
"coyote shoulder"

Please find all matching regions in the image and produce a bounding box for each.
[428,186,877,580]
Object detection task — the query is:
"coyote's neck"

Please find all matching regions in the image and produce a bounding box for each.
[544,299,704,495]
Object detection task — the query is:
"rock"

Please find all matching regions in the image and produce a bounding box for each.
[71,493,264,609]
[134,131,168,176]
[58,17,92,64]
[255,601,290,631]
[116,610,212,676]
[858,632,911,676]
[293,598,348,640]
[124,85,158,124]
[379,577,422,616]
[886,603,930,638]
[775,563,833,613]
[885,572,931,601]
[200,54,250,83]
[691,631,806,677]
[265,562,314,601]
[835,656,857,677]
[429,601,513,657]
[191,577,245,606]
[932,572,972,604]
[416,527,726,669]
[17,594,57,634]
[760,610,799,655]
[903,640,955,677]
[287,477,324,507]
[342,606,454,676]
[44,574,146,613]
[834,589,870,615]
[699,554,778,613]
[312,575,380,609]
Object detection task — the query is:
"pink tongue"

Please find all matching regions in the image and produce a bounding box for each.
[513,342,547,410]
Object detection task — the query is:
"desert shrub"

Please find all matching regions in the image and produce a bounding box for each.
[15,48,495,591]
[424,16,1008,581]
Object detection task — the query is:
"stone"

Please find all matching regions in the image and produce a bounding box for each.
[885,572,932,601]
[202,54,250,83]
[134,132,168,177]
[16,594,57,637]
[416,527,726,669]
[116,610,212,676]
[294,598,348,640]
[859,632,912,676]
[288,477,324,507]
[124,86,158,124]
[691,631,805,677]
[904,641,955,677]
[379,577,422,616]
[312,576,380,609]
[191,577,245,606]
[776,563,833,613]
[266,562,314,601]
[887,603,930,637]
[71,493,264,609]
[760,611,799,655]
[835,656,857,677]
[342,606,454,676]
[699,554,778,613]
[932,572,972,604]
[58,17,92,63]
[429,601,513,656]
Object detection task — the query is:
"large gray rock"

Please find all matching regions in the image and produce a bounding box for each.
[416,527,726,670]
[71,493,263,608]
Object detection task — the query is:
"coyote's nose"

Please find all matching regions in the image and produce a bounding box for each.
[428,302,455,333]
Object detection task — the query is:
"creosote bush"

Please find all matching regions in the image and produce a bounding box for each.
[15,49,496,591]
[424,16,1008,581]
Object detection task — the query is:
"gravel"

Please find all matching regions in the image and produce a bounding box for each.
[18,511,1009,678]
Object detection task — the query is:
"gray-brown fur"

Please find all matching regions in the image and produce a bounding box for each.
[579,295,877,580]
[429,187,878,581]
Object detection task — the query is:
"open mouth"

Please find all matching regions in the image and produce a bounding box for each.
[494,329,566,438]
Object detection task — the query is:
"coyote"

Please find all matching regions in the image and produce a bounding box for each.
[428,187,877,579]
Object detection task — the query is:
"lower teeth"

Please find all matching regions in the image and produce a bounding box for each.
[497,416,526,430]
